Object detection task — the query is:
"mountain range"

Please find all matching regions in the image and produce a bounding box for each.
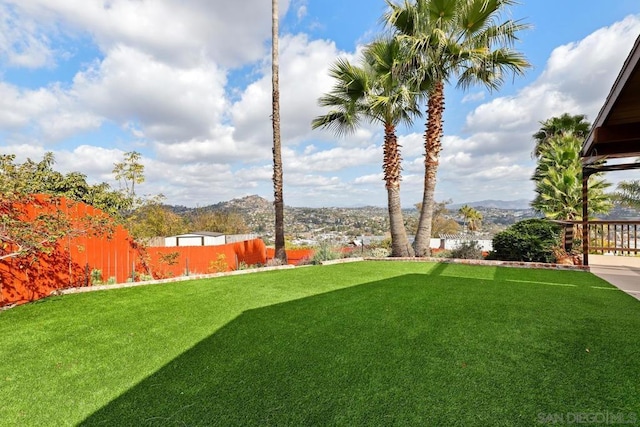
[449,199,531,210]
[200,195,533,211]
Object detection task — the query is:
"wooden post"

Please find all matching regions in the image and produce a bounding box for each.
[564,223,574,252]
[582,170,589,266]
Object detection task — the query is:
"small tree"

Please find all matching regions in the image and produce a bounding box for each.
[113,151,145,204]
[1,195,70,261]
[415,200,461,237]
[0,155,116,262]
[0,194,112,262]
[0,153,130,217]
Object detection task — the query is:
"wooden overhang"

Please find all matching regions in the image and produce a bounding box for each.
[582,34,640,168]
[581,34,640,265]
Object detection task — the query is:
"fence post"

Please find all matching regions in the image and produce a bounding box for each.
[185,258,189,276]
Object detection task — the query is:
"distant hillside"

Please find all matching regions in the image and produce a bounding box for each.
[163,195,638,243]
[209,194,273,212]
[166,195,402,238]
[450,199,531,210]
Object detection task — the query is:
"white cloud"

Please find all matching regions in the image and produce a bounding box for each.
[0,2,638,208]
[429,15,640,203]
[56,145,123,183]
[354,173,383,185]
[465,16,640,141]
[285,144,380,173]
[294,0,308,21]
[0,3,54,68]
[73,45,229,142]
[0,82,102,142]
[0,144,46,162]
[231,34,353,148]
[461,92,485,104]
[4,0,292,68]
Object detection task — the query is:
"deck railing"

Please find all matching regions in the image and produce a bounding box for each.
[554,220,640,265]
[586,220,640,255]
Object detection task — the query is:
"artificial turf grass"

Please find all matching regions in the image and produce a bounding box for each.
[1,261,638,426]
[0,262,424,426]
[83,266,640,426]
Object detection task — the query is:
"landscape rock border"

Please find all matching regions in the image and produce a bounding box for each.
[365,256,590,271]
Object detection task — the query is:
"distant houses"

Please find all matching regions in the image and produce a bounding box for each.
[164,231,225,247]
[435,234,494,251]
[147,232,260,247]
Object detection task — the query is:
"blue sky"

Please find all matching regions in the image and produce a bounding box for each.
[0,0,639,208]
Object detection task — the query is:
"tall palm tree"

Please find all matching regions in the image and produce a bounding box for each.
[614,179,640,209]
[466,208,483,232]
[532,132,612,220]
[312,39,421,257]
[272,0,287,262]
[458,204,482,231]
[385,0,530,256]
[532,113,591,158]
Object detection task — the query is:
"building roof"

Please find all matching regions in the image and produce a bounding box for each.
[582,35,640,164]
[168,231,224,238]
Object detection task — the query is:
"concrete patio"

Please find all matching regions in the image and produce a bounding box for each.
[589,255,640,301]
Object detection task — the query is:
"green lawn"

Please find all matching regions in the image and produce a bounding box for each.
[1,261,639,426]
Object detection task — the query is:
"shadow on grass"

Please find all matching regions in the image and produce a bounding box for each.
[81,271,640,426]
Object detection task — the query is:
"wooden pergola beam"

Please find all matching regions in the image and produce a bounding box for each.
[593,122,640,143]
[584,162,640,175]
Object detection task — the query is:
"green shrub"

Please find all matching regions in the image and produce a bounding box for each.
[237,261,252,270]
[90,269,103,285]
[432,250,452,258]
[311,242,342,264]
[266,258,285,267]
[449,241,484,260]
[366,247,391,258]
[491,219,562,263]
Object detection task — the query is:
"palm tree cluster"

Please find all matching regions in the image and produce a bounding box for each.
[312,0,530,256]
[458,204,483,232]
[531,114,612,220]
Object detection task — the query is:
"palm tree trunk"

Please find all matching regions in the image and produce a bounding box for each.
[383,124,414,257]
[272,0,287,262]
[414,80,445,257]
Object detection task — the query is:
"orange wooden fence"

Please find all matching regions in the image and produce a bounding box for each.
[0,196,141,306]
[0,196,271,307]
[266,248,314,265]
[145,239,268,278]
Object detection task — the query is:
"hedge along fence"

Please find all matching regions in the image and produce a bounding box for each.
[145,239,268,278]
[0,196,143,307]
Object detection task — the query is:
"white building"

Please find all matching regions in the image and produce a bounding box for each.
[164,232,226,247]
[434,234,494,251]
